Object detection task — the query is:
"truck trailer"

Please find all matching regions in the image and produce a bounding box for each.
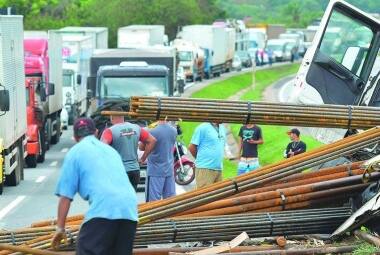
[60,35,94,128]
[0,15,27,191]
[180,25,228,78]
[117,25,165,48]
[58,26,108,49]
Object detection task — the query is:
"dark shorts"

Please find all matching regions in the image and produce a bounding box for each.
[127,170,140,192]
[76,218,137,255]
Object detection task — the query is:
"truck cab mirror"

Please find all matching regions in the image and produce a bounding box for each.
[39,87,47,102]
[0,89,10,111]
[87,89,93,99]
[76,74,82,85]
[178,79,185,94]
[48,83,55,96]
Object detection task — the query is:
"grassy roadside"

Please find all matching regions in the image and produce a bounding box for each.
[180,63,322,179]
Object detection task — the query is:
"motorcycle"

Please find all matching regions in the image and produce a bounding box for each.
[173,126,195,185]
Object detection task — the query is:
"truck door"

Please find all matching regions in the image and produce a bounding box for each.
[293,0,380,105]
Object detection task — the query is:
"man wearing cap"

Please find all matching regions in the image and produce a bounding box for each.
[101,116,156,191]
[52,118,138,255]
[284,128,306,158]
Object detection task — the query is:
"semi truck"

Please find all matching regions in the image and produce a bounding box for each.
[60,35,94,128]
[180,25,228,78]
[87,47,177,114]
[173,39,205,82]
[117,25,165,48]
[288,0,380,145]
[24,30,63,155]
[0,15,27,191]
[58,26,108,49]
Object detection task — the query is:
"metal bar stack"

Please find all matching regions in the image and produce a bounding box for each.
[101,96,380,129]
[134,207,352,245]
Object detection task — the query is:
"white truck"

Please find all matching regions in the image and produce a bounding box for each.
[117,25,165,48]
[173,39,204,82]
[180,25,228,78]
[24,30,63,145]
[58,26,108,49]
[288,0,380,144]
[225,27,236,72]
[60,35,94,127]
[0,15,27,192]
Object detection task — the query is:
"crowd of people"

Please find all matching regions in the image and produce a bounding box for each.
[52,117,307,254]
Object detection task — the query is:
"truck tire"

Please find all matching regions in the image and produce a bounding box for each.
[37,129,46,163]
[25,155,37,168]
[51,116,61,145]
[205,72,210,79]
[6,145,23,186]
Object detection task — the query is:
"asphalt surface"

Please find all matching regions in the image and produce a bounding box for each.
[0,64,294,230]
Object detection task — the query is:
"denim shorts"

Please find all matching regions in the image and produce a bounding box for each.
[237,158,260,175]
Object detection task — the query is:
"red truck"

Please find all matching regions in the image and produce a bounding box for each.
[23,33,63,167]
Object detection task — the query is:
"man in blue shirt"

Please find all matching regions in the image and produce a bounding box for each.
[189,122,226,189]
[52,118,138,255]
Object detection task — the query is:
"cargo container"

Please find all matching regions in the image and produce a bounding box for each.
[117,25,165,48]
[58,26,108,49]
[180,25,227,78]
[60,35,94,128]
[0,15,27,191]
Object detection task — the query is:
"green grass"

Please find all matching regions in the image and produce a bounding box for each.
[352,242,380,255]
[180,63,319,179]
[241,63,300,101]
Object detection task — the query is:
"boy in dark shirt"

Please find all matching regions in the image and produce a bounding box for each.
[284,128,306,158]
[237,124,263,175]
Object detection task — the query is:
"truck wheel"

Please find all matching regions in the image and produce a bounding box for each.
[51,116,61,145]
[25,155,37,168]
[205,72,210,79]
[6,145,23,186]
[37,130,46,163]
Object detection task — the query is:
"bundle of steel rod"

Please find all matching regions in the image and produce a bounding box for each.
[137,127,380,224]
[28,127,380,228]
[230,161,364,198]
[134,245,356,255]
[174,173,379,217]
[101,96,380,129]
[176,165,368,217]
[133,207,352,245]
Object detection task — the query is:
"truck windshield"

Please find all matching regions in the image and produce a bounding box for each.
[319,10,373,76]
[178,51,192,61]
[100,76,168,98]
[63,74,73,87]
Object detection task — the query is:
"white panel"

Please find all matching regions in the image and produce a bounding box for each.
[0,15,27,150]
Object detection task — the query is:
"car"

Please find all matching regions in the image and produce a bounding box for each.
[236,51,252,67]
[232,55,242,71]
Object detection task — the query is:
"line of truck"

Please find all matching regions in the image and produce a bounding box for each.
[0,17,270,193]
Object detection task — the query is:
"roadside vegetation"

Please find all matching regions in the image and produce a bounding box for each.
[180,63,323,179]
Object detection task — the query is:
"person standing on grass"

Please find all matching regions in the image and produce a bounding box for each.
[140,120,177,202]
[101,115,156,191]
[237,123,264,175]
[284,128,306,158]
[189,122,226,189]
[52,118,138,255]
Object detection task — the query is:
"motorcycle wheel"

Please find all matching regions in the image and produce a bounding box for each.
[175,161,195,185]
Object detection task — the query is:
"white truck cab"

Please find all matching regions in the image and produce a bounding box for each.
[288,0,380,143]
